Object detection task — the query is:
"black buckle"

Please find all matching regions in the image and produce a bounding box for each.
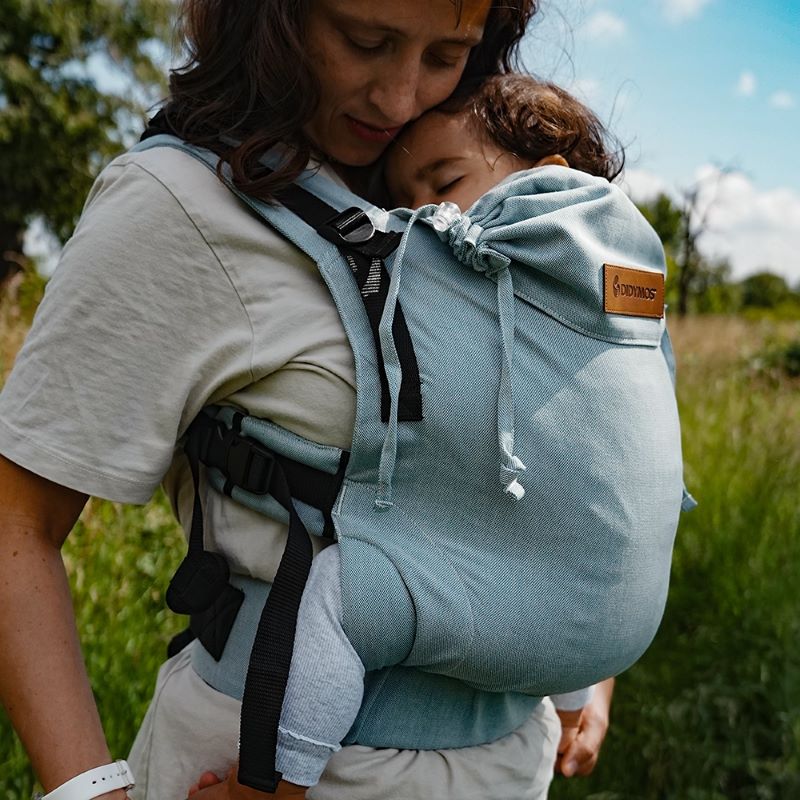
[318,207,402,260]
[325,207,375,244]
[198,420,275,495]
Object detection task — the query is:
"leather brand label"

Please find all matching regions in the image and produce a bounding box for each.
[603,264,665,319]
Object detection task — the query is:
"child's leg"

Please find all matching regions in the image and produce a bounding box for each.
[276,543,365,788]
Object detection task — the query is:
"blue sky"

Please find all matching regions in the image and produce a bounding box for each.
[518,0,800,281]
[521,0,799,193]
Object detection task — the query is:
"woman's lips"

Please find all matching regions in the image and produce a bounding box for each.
[346,115,403,143]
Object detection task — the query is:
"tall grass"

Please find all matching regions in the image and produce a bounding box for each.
[1,310,798,799]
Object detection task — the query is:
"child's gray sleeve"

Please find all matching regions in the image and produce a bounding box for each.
[550,685,595,711]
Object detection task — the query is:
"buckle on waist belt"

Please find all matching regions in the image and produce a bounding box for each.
[195,418,275,496]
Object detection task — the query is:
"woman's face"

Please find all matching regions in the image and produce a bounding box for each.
[304,0,492,167]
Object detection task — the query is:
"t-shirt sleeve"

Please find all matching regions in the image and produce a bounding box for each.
[0,158,255,503]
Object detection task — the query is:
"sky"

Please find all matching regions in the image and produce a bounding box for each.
[520,0,800,283]
[25,0,800,284]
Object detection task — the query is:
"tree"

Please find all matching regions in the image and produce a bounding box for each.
[637,169,737,316]
[0,0,173,277]
[638,193,682,251]
[739,272,792,309]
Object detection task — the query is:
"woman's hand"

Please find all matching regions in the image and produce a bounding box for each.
[555,677,614,778]
[187,767,307,799]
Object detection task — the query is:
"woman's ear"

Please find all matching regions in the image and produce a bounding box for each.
[534,154,569,168]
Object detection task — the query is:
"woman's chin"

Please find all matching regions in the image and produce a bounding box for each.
[307,121,394,170]
[328,141,389,169]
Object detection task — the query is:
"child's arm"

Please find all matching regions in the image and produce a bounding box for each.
[555,677,615,777]
[551,686,595,775]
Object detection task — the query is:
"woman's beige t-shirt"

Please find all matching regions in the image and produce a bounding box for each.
[0,146,356,576]
[0,147,558,799]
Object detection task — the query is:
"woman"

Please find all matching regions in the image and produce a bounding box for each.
[0,1,611,798]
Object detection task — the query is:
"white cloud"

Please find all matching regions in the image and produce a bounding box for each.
[624,166,800,284]
[736,71,756,97]
[661,0,714,23]
[23,218,61,276]
[584,11,627,40]
[769,91,795,110]
[621,168,670,202]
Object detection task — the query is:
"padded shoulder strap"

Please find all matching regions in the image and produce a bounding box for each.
[131,132,422,423]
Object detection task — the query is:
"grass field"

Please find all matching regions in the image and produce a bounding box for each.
[1,308,798,799]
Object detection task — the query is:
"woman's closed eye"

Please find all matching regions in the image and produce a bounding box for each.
[425,49,467,70]
[346,35,390,55]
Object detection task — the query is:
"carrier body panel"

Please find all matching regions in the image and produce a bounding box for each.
[333,222,682,694]
[136,135,685,715]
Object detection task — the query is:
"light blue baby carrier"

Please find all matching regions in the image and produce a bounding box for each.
[134,130,694,793]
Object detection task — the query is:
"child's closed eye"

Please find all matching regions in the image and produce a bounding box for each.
[435,176,464,195]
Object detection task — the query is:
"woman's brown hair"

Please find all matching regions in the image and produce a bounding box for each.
[161,0,539,202]
[440,73,625,181]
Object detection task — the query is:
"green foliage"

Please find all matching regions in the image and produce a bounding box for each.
[751,338,800,381]
[691,260,740,315]
[0,0,172,243]
[637,196,800,319]
[14,263,47,323]
[740,273,794,310]
[639,193,682,252]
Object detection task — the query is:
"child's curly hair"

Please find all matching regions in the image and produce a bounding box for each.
[438,74,625,181]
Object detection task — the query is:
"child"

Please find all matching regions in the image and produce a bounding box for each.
[191,75,624,797]
[384,73,623,210]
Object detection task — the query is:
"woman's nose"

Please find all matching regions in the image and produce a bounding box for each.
[366,59,422,127]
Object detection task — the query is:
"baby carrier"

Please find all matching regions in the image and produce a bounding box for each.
[134,129,695,792]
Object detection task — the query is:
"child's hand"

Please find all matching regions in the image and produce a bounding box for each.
[555,707,583,774]
[555,677,614,777]
[188,767,308,798]
[187,770,224,797]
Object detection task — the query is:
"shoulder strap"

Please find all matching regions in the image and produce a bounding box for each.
[135,125,422,422]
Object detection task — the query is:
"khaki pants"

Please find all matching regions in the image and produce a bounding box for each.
[128,647,559,800]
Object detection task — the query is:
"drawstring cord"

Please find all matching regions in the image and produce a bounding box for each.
[435,205,527,500]
[375,206,428,508]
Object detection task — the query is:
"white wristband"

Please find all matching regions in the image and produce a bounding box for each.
[34,760,135,800]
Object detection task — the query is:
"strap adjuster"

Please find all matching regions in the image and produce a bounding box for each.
[325,207,376,244]
[196,419,275,495]
[224,430,274,495]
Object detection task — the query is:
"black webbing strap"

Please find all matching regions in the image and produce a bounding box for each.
[282,198,423,421]
[190,412,343,500]
[344,250,423,422]
[165,427,241,619]
[236,449,313,792]
[165,416,247,661]
[165,410,348,792]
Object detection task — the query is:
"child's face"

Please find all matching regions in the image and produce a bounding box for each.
[385,110,533,210]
